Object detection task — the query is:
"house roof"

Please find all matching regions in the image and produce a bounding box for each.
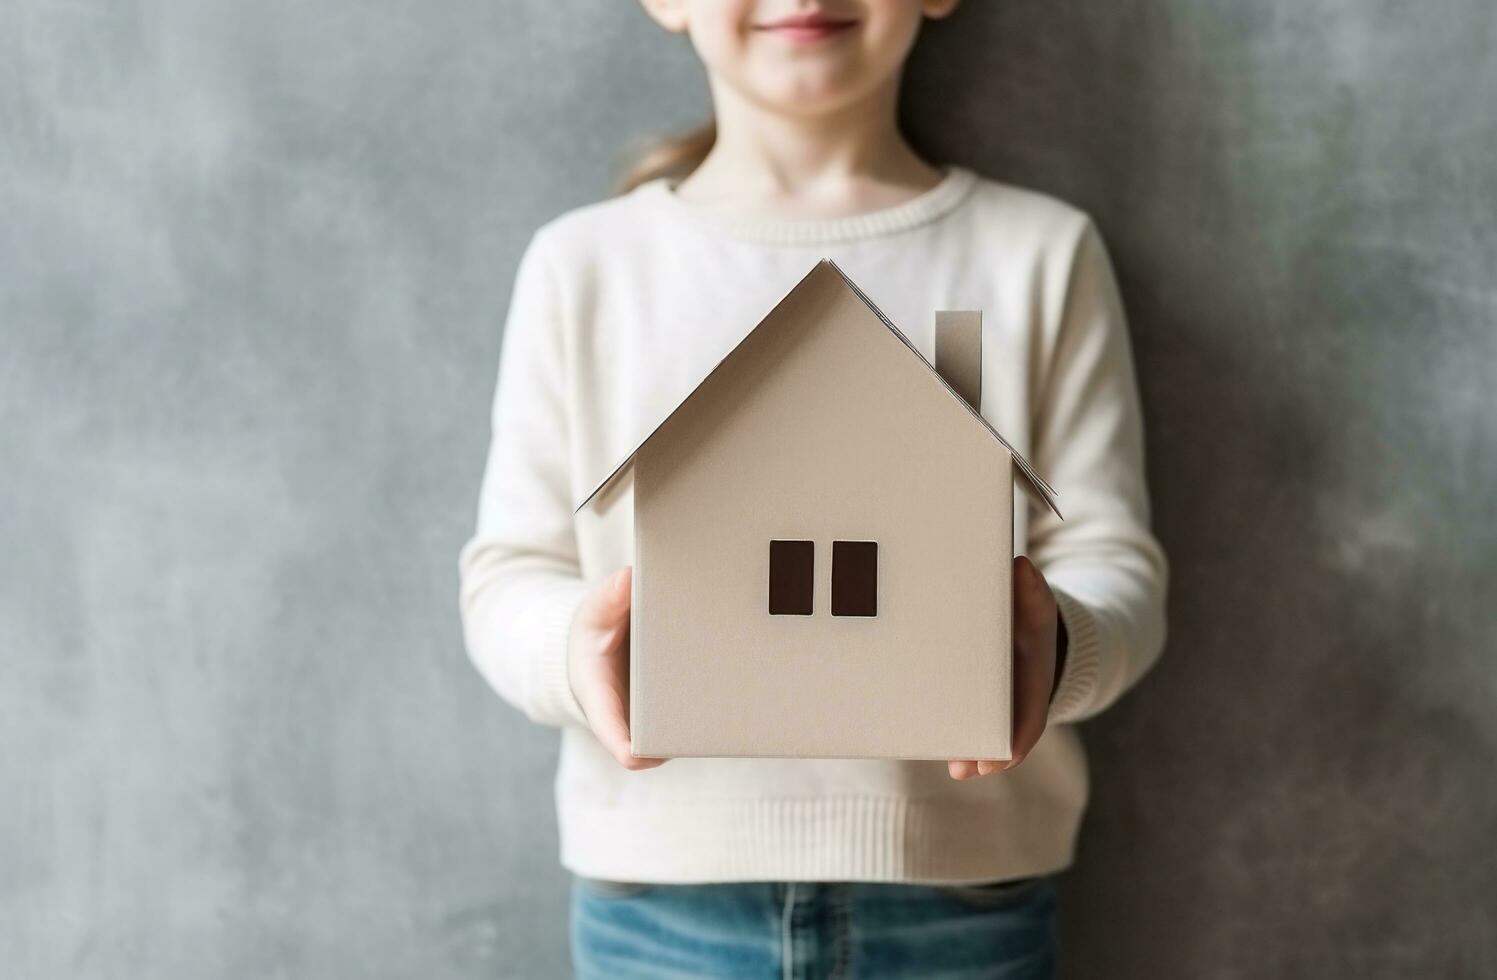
[574,259,1061,520]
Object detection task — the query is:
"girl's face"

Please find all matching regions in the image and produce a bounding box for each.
[641,1,961,116]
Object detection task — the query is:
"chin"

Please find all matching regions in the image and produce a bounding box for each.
[750,66,869,112]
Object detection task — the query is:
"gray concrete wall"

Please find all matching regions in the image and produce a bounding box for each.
[3,1,1492,977]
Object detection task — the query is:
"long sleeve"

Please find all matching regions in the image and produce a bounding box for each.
[1030,218,1170,725]
[457,230,591,729]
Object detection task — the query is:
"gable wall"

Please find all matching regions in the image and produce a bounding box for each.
[632,270,1015,759]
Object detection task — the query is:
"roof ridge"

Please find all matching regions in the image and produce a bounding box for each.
[572,261,832,515]
[575,260,1061,520]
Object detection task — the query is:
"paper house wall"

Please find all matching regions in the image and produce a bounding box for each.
[576,260,1061,761]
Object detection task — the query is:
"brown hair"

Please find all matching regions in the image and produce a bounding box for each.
[613,118,717,195]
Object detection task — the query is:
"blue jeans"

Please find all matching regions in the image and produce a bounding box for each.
[570,875,1058,979]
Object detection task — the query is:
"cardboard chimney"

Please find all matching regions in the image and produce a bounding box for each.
[576,259,1060,760]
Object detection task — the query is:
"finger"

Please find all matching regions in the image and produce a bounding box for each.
[1006,700,1050,769]
[1009,662,1051,765]
[1006,557,1057,770]
[580,677,632,764]
[578,672,667,771]
[629,754,670,770]
[576,567,666,772]
[948,759,979,779]
[1013,556,1056,644]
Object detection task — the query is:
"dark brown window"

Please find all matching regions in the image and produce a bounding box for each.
[832,541,878,617]
[768,540,814,615]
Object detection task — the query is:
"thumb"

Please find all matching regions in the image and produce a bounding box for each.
[1013,556,1056,651]
[578,566,632,632]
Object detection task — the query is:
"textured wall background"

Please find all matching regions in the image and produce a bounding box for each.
[4,1,1493,977]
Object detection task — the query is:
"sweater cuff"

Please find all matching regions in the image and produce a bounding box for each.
[532,576,593,729]
[1047,586,1103,725]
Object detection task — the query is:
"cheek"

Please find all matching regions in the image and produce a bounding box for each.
[684,1,756,77]
[857,2,924,70]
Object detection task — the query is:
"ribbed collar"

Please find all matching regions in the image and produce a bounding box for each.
[639,165,978,246]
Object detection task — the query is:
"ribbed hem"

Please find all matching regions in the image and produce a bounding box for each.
[531,576,592,728]
[1047,587,1102,725]
[558,795,1078,885]
[640,166,979,246]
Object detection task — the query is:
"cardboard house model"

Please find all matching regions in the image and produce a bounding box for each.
[576,259,1061,761]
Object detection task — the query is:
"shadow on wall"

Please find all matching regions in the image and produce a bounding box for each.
[903,2,1497,978]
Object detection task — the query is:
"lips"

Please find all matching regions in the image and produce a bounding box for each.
[755,11,859,42]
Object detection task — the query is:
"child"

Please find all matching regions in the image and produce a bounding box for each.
[458,1,1169,976]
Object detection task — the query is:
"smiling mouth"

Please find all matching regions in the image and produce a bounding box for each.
[754,12,859,43]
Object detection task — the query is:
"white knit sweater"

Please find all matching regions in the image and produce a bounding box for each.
[457,166,1169,884]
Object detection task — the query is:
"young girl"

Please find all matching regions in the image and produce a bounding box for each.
[459,1,1169,975]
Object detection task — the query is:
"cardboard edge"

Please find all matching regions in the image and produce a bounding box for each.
[628,498,643,756]
[1001,456,1015,761]
[934,309,983,412]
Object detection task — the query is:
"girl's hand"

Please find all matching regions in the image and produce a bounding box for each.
[566,566,668,771]
[948,556,1059,780]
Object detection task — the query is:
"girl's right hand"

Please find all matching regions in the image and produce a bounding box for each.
[566,566,668,771]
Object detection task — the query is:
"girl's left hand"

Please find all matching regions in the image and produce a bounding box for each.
[948,555,1059,780]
